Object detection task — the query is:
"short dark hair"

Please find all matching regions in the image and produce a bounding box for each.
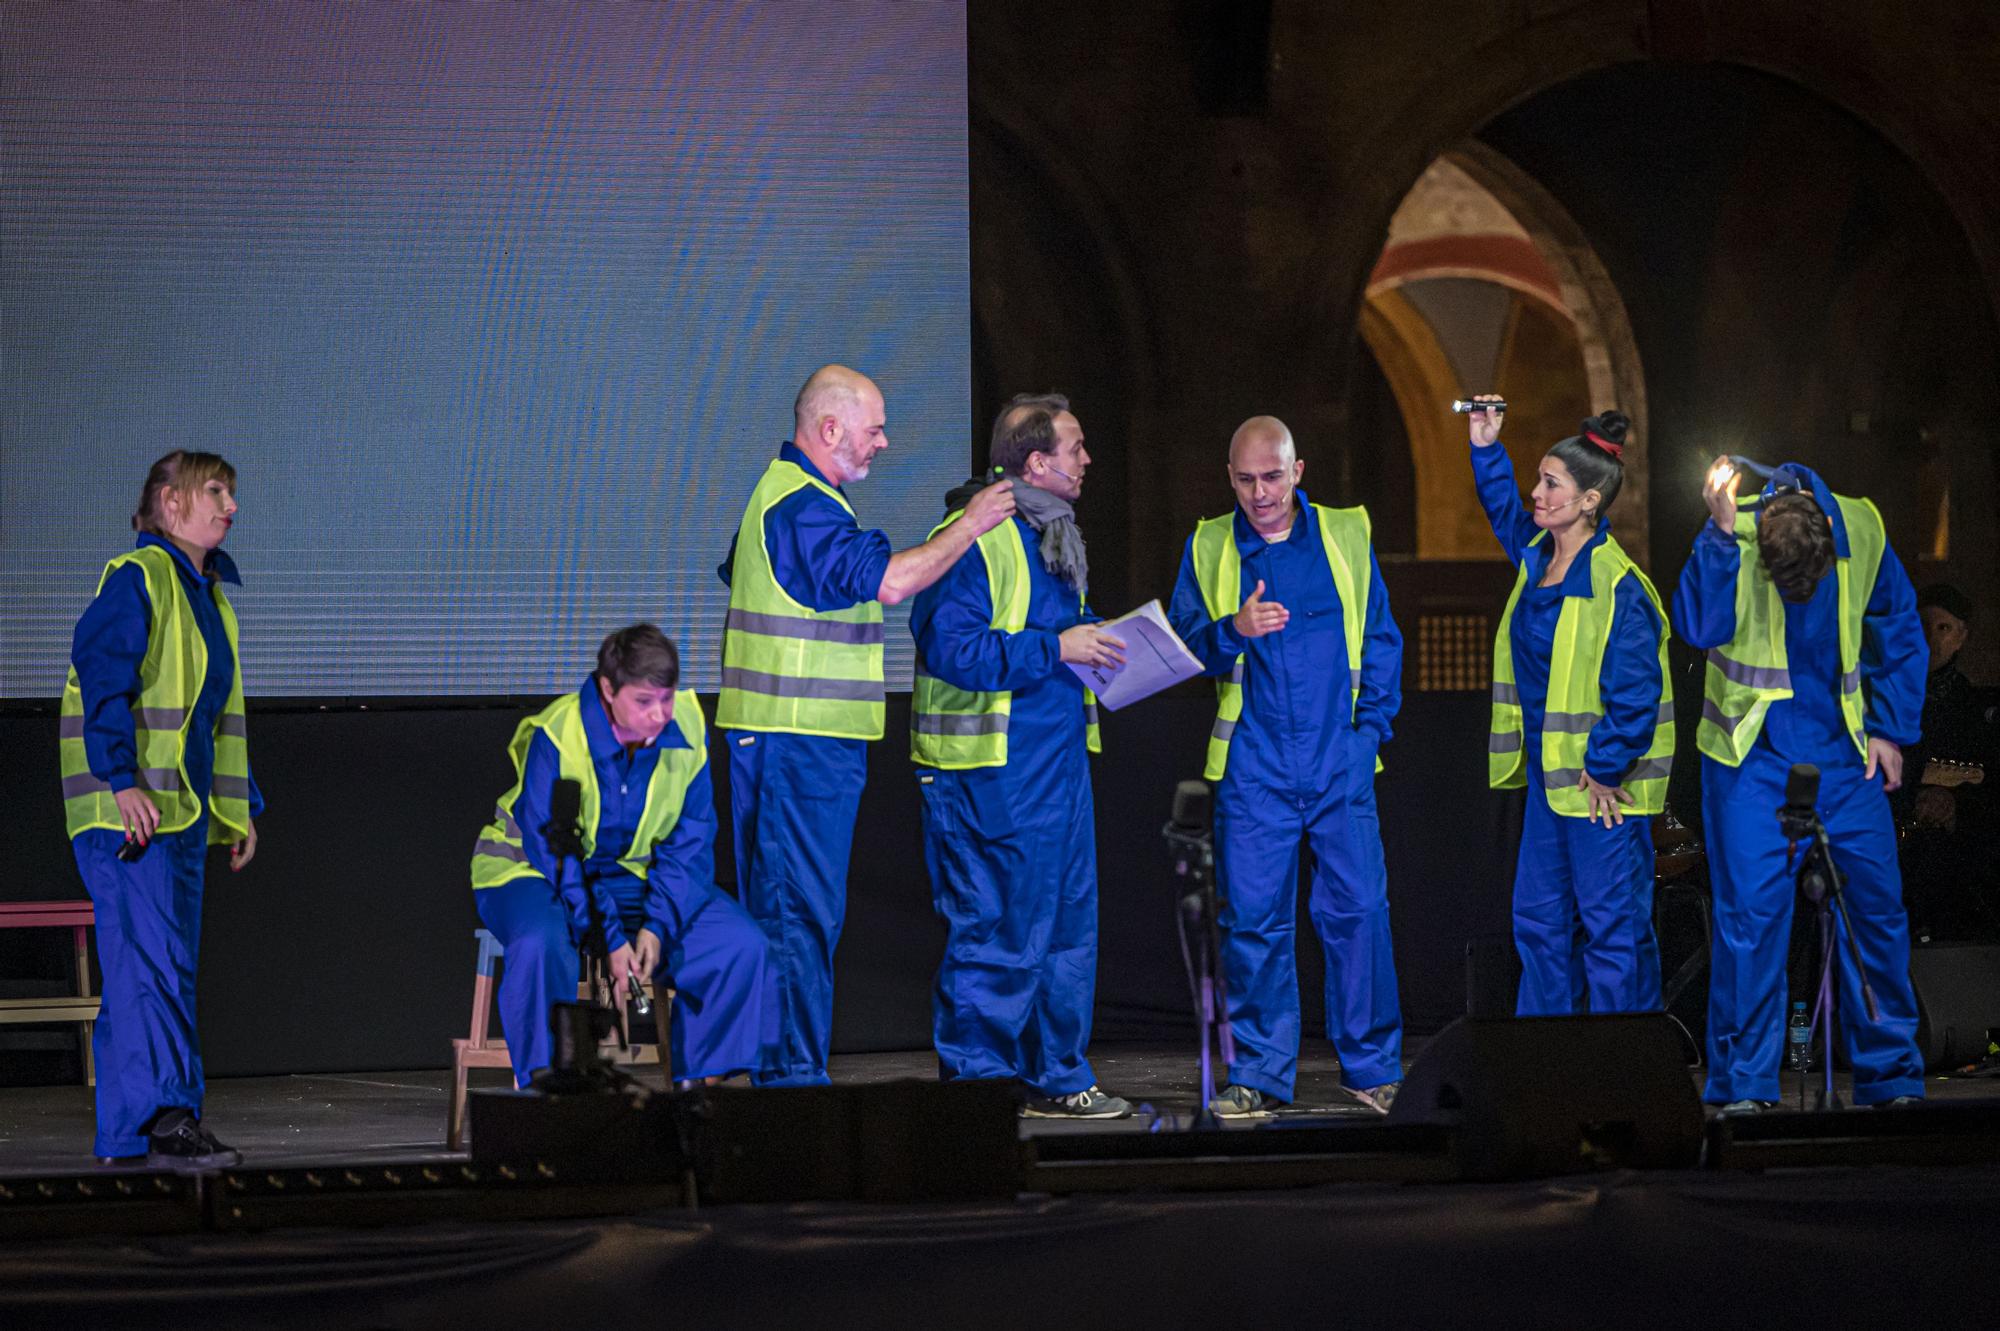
[1546,411,1630,523]
[596,623,680,691]
[989,392,1071,476]
[1757,493,1836,603]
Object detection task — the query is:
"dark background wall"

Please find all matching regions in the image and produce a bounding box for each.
[969,0,1999,643]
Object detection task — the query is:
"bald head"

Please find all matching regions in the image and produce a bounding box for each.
[1228,416,1295,468]
[794,364,879,436]
[793,364,888,485]
[1227,415,1304,536]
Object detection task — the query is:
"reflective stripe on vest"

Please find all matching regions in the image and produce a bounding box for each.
[717,459,886,739]
[1696,492,1884,766]
[1189,503,1378,783]
[1487,529,1675,816]
[58,545,252,844]
[910,512,1101,770]
[470,688,708,890]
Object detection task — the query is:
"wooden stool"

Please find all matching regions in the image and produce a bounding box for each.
[447,928,673,1150]
[0,900,100,1086]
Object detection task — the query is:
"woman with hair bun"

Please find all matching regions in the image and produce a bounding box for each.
[1466,398,1674,1016]
[59,449,262,1168]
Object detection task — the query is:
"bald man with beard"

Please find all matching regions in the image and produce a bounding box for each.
[718,365,1015,1086]
[1167,416,1407,1116]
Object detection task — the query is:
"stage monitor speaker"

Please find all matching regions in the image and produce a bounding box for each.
[1910,942,2000,1070]
[1387,1014,1704,1179]
[469,1077,1023,1205]
[691,1078,1021,1204]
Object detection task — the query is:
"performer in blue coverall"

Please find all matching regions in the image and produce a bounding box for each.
[1168,416,1405,1116]
[717,366,1015,1085]
[910,393,1133,1117]
[1466,401,1671,1018]
[470,625,775,1087]
[1673,457,1926,1111]
[63,451,262,1168]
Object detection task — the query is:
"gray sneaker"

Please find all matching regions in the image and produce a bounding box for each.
[1207,1084,1277,1118]
[1021,1085,1132,1119]
[1343,1080,1400,1115]
[1716,1098,1778,1116]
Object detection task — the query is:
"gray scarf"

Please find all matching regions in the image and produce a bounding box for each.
[1010,478,1089,597]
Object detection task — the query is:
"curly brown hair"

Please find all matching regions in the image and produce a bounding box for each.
[1757,493,1835,603]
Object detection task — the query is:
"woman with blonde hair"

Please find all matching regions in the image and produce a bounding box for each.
[60,450,261,1168]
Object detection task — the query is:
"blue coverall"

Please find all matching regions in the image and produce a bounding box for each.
[718,443,891,1086]
[1671,466,1926,1105]
[474,679,776,1087]
[1167,492,1405,1100]
[911,516,1100,1096]
[69,534,265,1160]
[1472,444,1666,1016]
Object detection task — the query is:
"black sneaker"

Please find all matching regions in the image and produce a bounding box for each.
[95,1154,146,1169]
[1715,1098,1779,1117]
[1020,1085,1132,1119]
[1871,1095,1924,1110]
[146,1109,241,1169]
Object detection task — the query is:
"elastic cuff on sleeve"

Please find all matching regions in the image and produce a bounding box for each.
[105,771,137,793]
[1213,618,1246,657]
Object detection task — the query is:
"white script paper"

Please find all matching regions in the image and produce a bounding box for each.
[1065,599,1204,710]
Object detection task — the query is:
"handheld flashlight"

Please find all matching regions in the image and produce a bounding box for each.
[1452,398,1507,414]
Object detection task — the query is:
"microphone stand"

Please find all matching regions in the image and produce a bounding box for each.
[1782,801,1877,1111]
[536,801,632,1093]
[1165,817,1233,1128]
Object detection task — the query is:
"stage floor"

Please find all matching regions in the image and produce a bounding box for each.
[2,1042,1993,1176]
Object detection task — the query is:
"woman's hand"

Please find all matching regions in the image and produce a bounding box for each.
[1578,771,1635,828]
[1467,394,1505,447]
[1864,737,1904,792]
[114,786,159,846]
[1232,580,1290,638]
[1703,456,1742,532]
[632,929,662,986]
[229,816,258,871]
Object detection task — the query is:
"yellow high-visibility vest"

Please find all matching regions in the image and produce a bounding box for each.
[1487,529,1674,815]
[717,459,885,740]
[1696,490,1885,766]
[911,513,1100,770]
[1189,503,1378,783]
[471,688,707,889]
[58,544,252,844]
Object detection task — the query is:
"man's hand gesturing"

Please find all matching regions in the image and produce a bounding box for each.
[1232,580,1290,638]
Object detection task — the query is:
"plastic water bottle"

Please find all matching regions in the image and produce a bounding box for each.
[1786,1001,1812,1072]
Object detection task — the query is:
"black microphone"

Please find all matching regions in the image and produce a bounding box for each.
[1171,780,1212,835]
[546,777,586,859]
[1780,763,1820,869]
[1784,763,1820,812]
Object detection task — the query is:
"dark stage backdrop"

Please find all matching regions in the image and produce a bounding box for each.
[1,0,969,697]
[0,691,1515,1081]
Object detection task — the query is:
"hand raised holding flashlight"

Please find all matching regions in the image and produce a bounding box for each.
[1462,393,1506,447]
[1703,456,1742,531]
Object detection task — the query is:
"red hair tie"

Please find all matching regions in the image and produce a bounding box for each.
[1586,430,1623,459]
